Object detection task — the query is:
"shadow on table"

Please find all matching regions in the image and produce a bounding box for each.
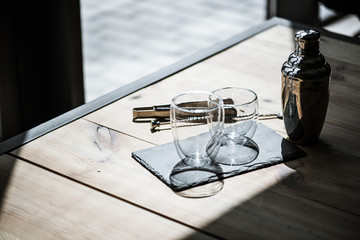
[181,141,360,239]
[0,154,16,215]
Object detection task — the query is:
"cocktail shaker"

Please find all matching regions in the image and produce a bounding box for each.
[281,29,331,144]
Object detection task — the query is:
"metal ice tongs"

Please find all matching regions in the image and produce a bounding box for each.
[133,98,235,121]
[133,104,171,120]
[132,99,283,133]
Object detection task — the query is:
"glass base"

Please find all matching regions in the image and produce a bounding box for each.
[170,157,224,198]
[215,137,259,166]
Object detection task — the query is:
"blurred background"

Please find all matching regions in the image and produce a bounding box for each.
[80,0,266,102]
[80,0,360,102]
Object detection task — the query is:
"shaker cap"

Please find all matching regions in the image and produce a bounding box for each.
[294,29,320,50]
[295,29,320,41]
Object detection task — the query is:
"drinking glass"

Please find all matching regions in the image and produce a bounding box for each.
[212,87,259,166]
[170,91,224,197]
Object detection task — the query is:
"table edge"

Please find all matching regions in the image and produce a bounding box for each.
[1,17,359,155]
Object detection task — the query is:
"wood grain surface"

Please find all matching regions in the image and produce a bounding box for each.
[2,24,360,239]
[0,154,215,240]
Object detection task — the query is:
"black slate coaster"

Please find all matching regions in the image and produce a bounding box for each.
[132,123,306,192]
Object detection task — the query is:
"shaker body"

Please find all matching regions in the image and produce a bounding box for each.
[281,74,330,144]
[281,29,331,144]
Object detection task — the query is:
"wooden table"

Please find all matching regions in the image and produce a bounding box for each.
[1,18,360,240]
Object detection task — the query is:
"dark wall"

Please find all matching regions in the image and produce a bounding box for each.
[0,0,84,141]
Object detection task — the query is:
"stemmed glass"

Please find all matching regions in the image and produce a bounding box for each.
[169,91,224,197]
[212,87,259,166]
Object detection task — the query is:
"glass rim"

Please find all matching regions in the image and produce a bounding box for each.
[171,90,223,113]
[212,87,258,106]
